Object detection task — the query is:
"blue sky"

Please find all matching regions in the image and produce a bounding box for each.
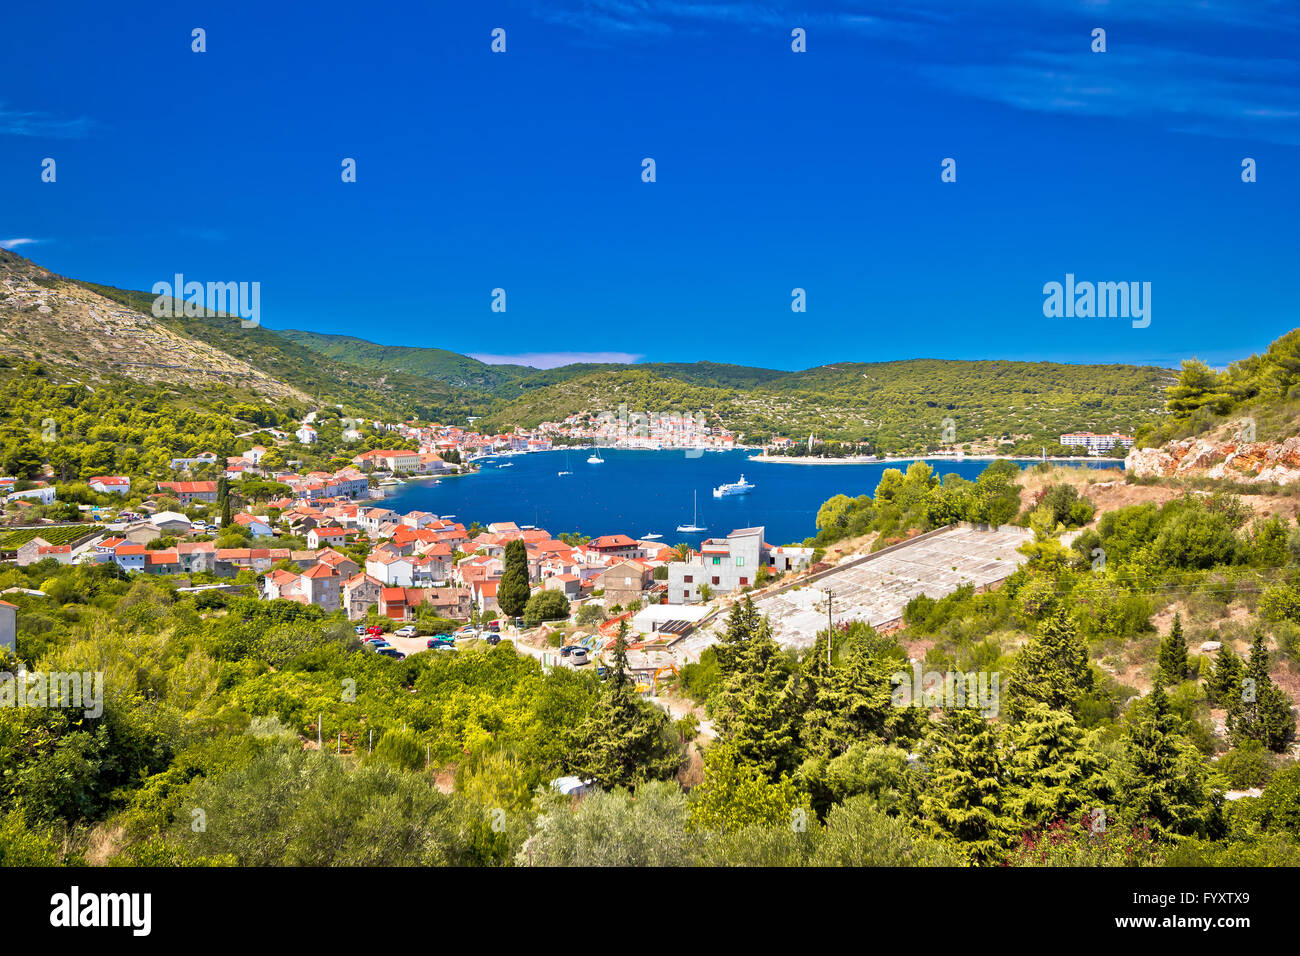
[2,0,1297,371]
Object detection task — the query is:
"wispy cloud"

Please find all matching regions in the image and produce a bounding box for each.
[0,104,91,138]
[528,1,1300,144]
[470,351,645,369]
[0,238,47,250]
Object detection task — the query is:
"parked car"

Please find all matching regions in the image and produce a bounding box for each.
[394,625,419,638]
[365,625,384,637]
[488,622,501,633]
[426,635,455,649]
[559,645,579,657]
[568,648,589,666]
[376,647,405,660]
[354,625,367,635]
[485,634,501,646]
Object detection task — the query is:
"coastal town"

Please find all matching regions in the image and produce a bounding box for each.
[0,402,1073,679]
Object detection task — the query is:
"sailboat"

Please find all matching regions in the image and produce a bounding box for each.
[676,490,707,533]
[586,443,604,464]
[557,449,572,476]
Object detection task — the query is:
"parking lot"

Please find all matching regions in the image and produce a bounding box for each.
[746,525,1035,648]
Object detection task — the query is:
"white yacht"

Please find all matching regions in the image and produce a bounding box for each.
[713,474,755,497]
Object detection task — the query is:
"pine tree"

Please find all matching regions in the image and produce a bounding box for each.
[1155,613,1189,685]
[710,597,799,778]
[496,539,530,619]
[1004,607,1094,721]
[918,706,1012,865]
[1003,704,1103,830]
[1117,685,1222,842]
[1228,633,1296,753]
[1207,643,1244,706]
[566,620,684,789]
[801,630,922,759]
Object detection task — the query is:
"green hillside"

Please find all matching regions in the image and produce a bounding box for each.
[477,360,1172,452]
[76,282,495,423]
[274,329,536,392]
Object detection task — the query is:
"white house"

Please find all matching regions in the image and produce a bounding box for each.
[296,425,318,444]
[307,526,347,550]
[6,486,56,506]
[88,476,131,496]
[365,552,415,587]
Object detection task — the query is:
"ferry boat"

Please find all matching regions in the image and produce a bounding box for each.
[712,474,755,497]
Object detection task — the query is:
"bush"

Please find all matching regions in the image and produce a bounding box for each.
[524,590,570,627]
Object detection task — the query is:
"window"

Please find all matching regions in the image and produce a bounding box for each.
[684,575,693,583]
[712,576,720,585]
[624,577,632,587]
[739,577,748,586]
[712,556,721,565]
[683,590,691,599]
[735,556,744,567]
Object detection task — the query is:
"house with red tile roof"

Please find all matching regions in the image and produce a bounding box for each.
[113,544,147,572]
[156,480,219,503]
[342,572,384,620]
[88,475,132,495]
[590,534,641,560]
[145,550,182,575]
[307,526,347,549]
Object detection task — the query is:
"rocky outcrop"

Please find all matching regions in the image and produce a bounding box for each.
[1127,433,1300,485]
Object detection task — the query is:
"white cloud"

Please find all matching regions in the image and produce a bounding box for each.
[0,238,45,250]
[0,105,91,138]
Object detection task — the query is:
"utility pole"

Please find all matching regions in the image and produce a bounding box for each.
[827,588,833,668]
[317,714,322,750]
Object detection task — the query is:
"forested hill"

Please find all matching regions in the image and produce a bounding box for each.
[2,248,1175,451]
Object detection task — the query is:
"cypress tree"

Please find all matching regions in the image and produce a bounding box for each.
[1003,703,1103,830]
[497,538,530,619]
[1228,633,1296,753]
[1004,607,1094,721]
[801,630,922,759]
[1117,685,1221,841]
[710,597,799,779]
[217,475,232,527]
[566,620,684,789]
[918,706,1012,865]
[1155,613,1189,685]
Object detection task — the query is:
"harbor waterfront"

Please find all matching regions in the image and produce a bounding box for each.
[383,449,1124,546]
